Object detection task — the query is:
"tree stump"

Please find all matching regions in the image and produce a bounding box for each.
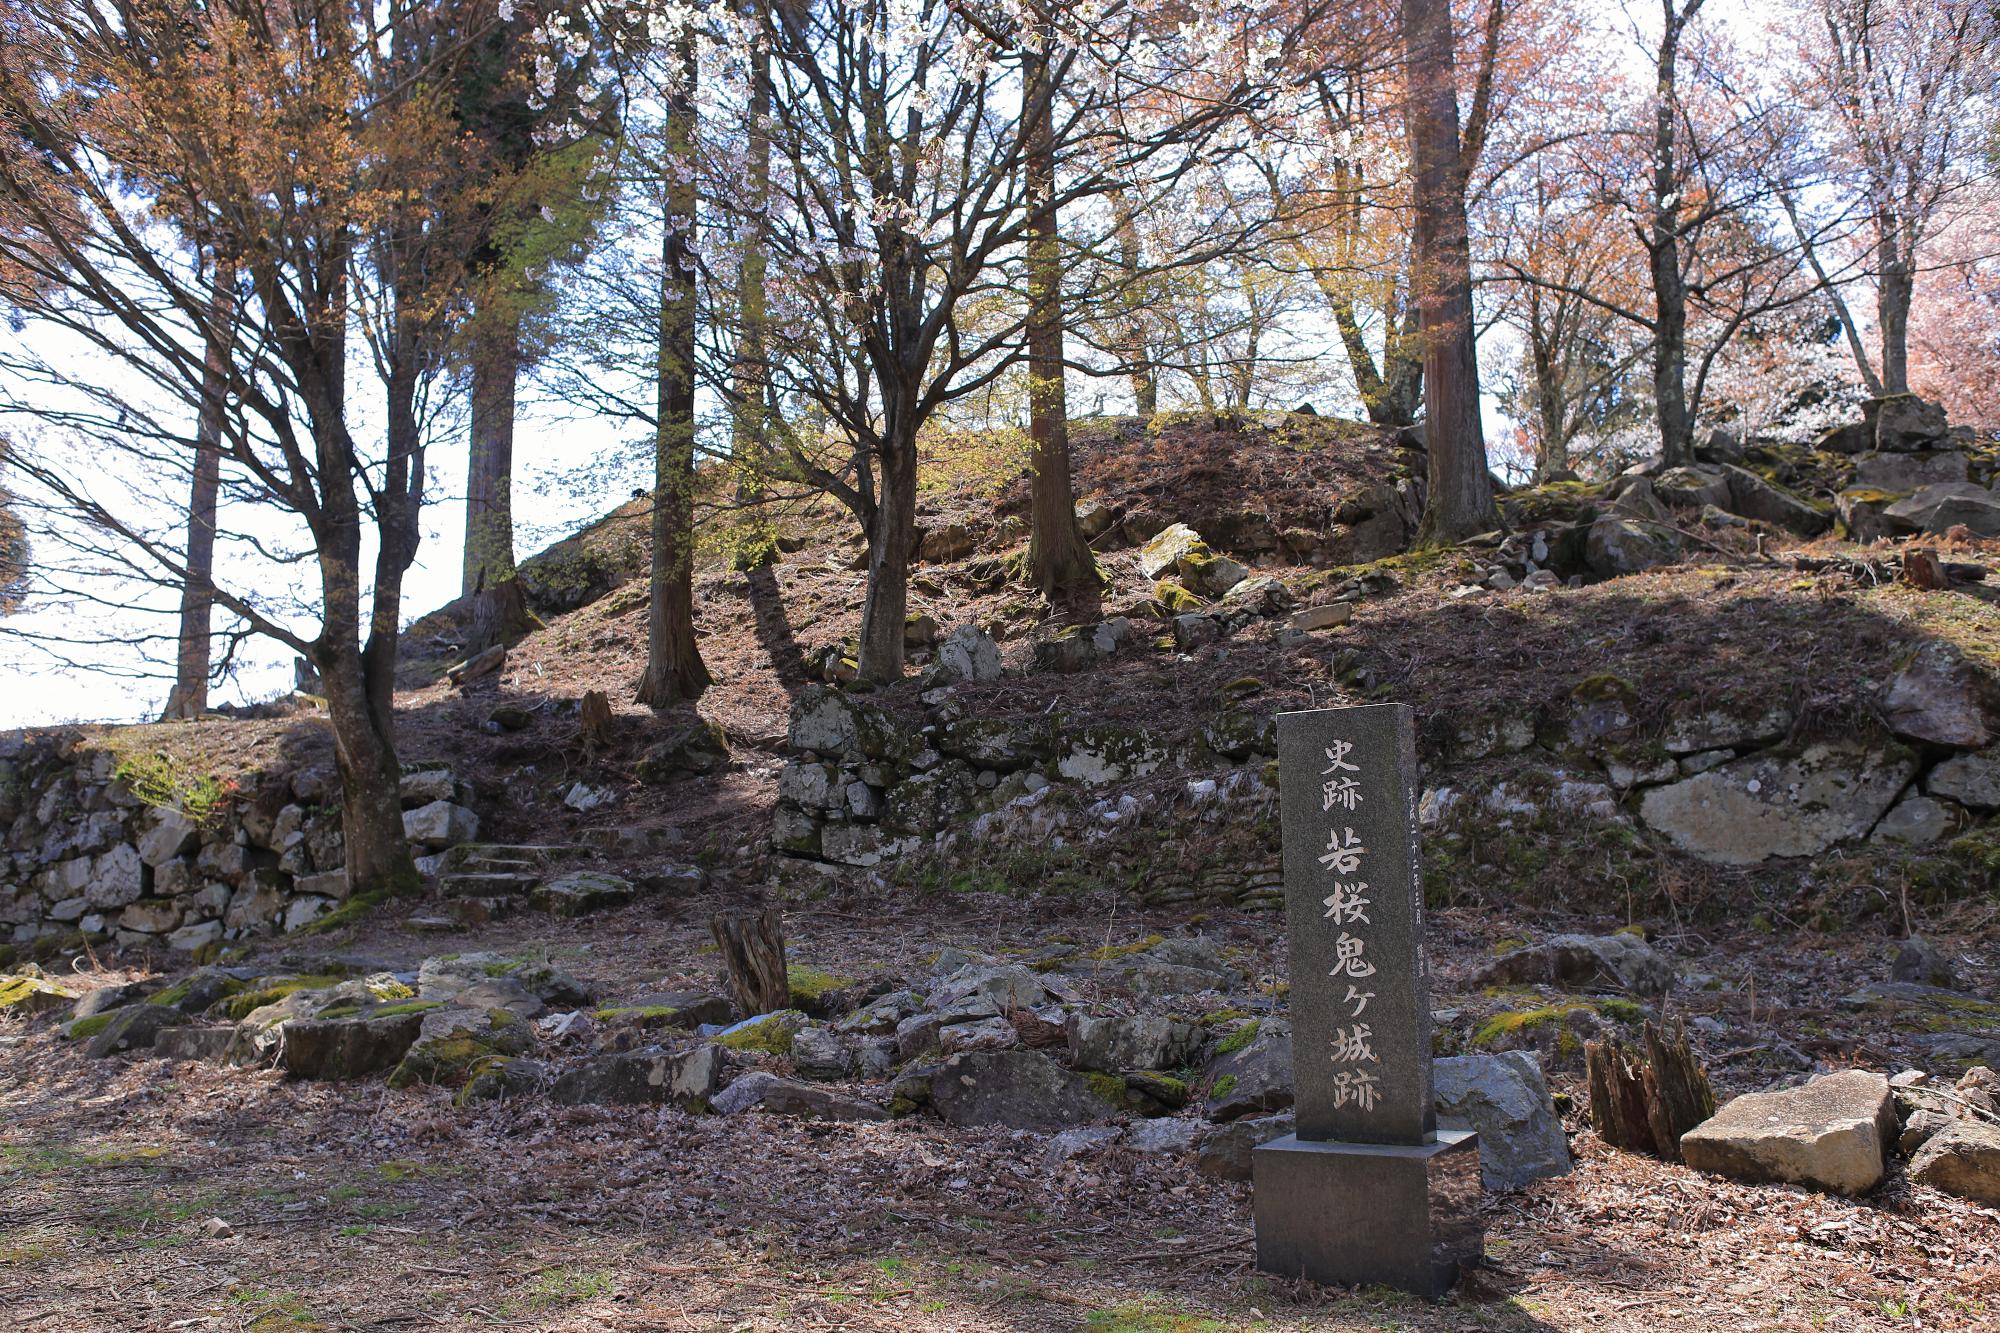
[579,690,614,754]
[1585,1019,1715,1161]
[710,908,790,1016]
[1904,547,1948,591]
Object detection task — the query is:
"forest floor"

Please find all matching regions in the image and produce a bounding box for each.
[4,886,1998,1333]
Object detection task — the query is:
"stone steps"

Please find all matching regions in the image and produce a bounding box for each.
[439,871,539,899]
[434,843,586,874]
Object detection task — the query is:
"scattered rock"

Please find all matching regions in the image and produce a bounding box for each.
[1681,1070,1897,1196]
[1046,1126,1123,1163]
[1289,603,1353,632]
[1433,1051,1572,1191]
[635,718,730,782]
[1891,938,1956,989]
[1474,933,1674,997]
[1126,1117,1203,1155]
[154,1026,235,1062]
[935,626,1002,684]
[791,1024,852,1079]
[1202,1019,1294,1121]
[547,1045,724,1107]
[926,964,1047,1013]
[712,1072,889,1121]
[926,1051,1115,1129]
[531,871,635,917]
[1195,1112,1295,1181]
[1066,1014,1205,1072]
[1880,642,1997,749]
[1907,1121,2000,1206]
[939,1016,1018,1055]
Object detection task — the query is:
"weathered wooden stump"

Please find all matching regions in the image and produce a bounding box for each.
[1585,1019,1715,1160]
[1903,547,1948,591]
[710,908,790,1016]
[579,690,614,753]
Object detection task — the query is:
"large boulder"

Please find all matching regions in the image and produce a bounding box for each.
[1136,523,1206,580]
[80,1003,185,1058]
[1195,1113,1295,1181]
[1652,466,1733,511]
[547,1045,723,1107]
[1433,1051,1572,1192]
[1719,466,1833,537]
[935,625,1002,684]
[402,801,479,850]
[1908,1121,2000,1206]
[1880,642,1997,749]
[712,1072,889,1121]
[1584,516,1679,579]
[1636,740,1917,865]
[1871,795,1954,846]
[1202,1018,1294,1121]
[1680,1070,1897,1196]
[1473,933,1674,996]
[1927,747,2000,810]
[925,1051,1114,1129]
[284,1008,430,1080]
[1884,482,2000,538]
[1066,1014,1205,1072]
[1866,393,1950,452]
[1851,450,1969,493]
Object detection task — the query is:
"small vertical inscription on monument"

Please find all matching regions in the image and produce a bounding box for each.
[1277,703,1435,1146]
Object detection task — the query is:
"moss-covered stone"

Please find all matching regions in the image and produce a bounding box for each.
[1212,1019,1260,1057]
[714,1009,806,1055]
[785,965,853,1007]
[1153,580,1206,614]
[215,976,340,1022]
[0,975,80,1015]
[1083,934,1166,962]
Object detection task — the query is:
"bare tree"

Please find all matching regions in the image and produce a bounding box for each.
[1400,0,1497,541]
[634,18,710,707]
[718,1,1292,682]
[0,0,517,895]
[1791,0,1999,395]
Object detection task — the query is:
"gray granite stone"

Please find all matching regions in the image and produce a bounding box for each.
[1276,704,1434,1145]
[1252,1130,1482,1297]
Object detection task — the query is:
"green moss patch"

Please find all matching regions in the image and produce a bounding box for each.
[1213,1019,1260,1056]
[714,1009,806,1055]
[218,976,340,1022]
[785,965,853,1005]
[1084,934,1166,962]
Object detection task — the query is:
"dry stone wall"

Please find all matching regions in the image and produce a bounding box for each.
[0,731,479,960]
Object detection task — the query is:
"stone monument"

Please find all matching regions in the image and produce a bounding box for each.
[1253,703,1483,1296]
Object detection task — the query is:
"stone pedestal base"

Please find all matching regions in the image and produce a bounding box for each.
[1252,1129,1483,1297]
